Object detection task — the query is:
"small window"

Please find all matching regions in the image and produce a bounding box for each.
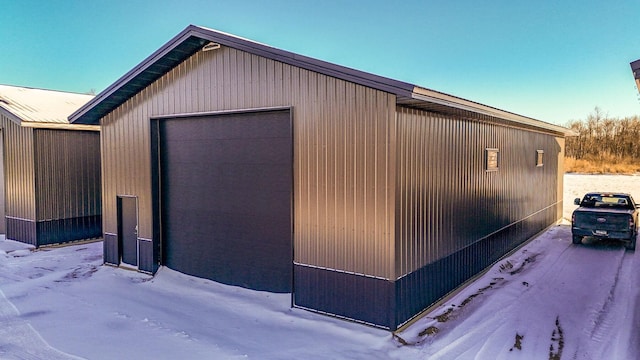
[536,150,544,167]
[486,148,499,171]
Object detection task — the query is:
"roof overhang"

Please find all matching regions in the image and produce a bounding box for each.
[0,107,99,131]
[70,25,572,137]
[0,84,96,129]
[69,25,414,125]
[400,87,574,136]
[20,121,100,131]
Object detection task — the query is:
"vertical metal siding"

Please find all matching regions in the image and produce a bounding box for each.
[556,136,565,220]
[395,107,561,277]
[0,114,36,244]
[100,46,397,279]
[394,107,562,326]
[0,132,4,234]
[34,129,102,220]
[33,129,101,244]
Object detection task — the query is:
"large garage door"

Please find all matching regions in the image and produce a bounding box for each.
[159,109,292,293]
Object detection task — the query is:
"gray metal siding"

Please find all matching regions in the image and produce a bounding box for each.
[556,136,565,220]
[0,115,36,244]
[33,130,102,220]
[100,45,397,279]
[0,118,101,246]
[395,107,561,277]
[0,132,5,234]
[33,129,102,245]
[393,107,563,327]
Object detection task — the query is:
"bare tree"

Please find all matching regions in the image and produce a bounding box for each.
[565,108,640,163]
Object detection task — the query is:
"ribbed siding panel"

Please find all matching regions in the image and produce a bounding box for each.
[393,107,562,326]
[556,136,565,219]
[33,130,102,220]
[0,115,36,244]
[395,107,561,277]
[101,46,396,279]
[32,129,102,245]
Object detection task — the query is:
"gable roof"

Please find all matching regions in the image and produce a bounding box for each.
[0,84,99,131]
[70,25,571,136]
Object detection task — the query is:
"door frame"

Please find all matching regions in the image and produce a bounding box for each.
[117,195,139,268]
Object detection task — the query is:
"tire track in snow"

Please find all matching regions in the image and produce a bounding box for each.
[581,247,640,360]
[584,249,626,343]
[409,226,635,359]
[410,239,570,358]
[0,288,84,360]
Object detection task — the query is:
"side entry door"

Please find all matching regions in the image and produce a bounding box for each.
[117,196,138,267]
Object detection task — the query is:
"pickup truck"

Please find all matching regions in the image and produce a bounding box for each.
[572,192,639,251]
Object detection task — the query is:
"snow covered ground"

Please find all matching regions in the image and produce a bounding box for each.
[0,174,638,359]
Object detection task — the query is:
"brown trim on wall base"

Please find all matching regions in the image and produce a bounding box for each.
[293,264,396,330]
[103,233,119,266]
[394,206,557,329]
[36,215,102,246]
[293,206,558,331]
[7,216,102,247]
[6,217,36,246]
[138,239,156,273]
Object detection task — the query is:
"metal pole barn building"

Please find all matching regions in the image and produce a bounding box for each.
[0,85,102,247]
[70,25,571,330]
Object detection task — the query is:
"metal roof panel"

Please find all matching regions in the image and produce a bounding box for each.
[0,84,94,125]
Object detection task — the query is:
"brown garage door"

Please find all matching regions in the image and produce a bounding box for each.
[159,109,292,293]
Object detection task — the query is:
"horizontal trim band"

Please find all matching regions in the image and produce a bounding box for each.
[5,216,34,222]
[293,262,390,281]
[103,233,151,243]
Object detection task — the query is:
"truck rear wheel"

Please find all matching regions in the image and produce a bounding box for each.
[625,236,636,251]
[572,235,582,245]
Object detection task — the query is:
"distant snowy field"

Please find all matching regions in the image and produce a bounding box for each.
[0,174,638,359]
[562,173,640,221]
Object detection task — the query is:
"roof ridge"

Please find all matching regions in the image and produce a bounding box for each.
[0,83,95,97]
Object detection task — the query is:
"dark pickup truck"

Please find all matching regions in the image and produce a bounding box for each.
[572,192,639,251]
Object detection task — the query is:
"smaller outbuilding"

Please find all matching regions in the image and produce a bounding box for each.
[0,85,102,247]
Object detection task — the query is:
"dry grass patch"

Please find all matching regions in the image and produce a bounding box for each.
[565,157,640,174]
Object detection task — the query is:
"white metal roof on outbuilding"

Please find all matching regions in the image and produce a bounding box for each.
[0,84,99,131]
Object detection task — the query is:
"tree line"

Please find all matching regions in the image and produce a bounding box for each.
[565,108,640,163]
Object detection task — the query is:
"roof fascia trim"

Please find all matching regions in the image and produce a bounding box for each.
[0,107,23,125]
[70,25,415,124]
[411,87,573,136]
[20,122,100,131]
[0,106,23,125]
[69,26,202,124]
[192,28,415,97]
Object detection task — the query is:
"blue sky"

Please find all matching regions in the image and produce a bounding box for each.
[1,0,638,125]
